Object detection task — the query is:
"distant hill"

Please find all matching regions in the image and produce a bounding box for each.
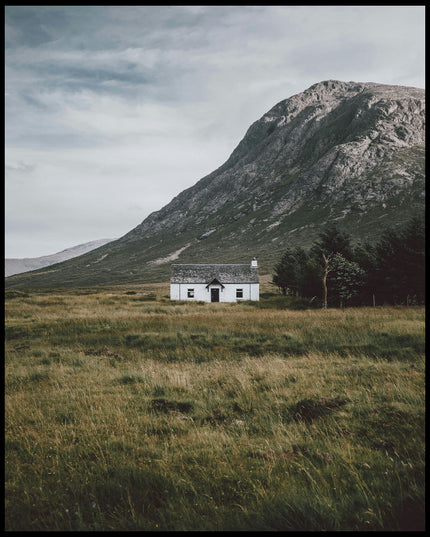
[5,239,115,277]
[5,80,424,289]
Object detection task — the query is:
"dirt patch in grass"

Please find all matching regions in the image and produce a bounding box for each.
[292,397,348,422]
[150,398,194,414]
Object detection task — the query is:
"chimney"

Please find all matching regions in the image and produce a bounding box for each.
[251,257,258,268]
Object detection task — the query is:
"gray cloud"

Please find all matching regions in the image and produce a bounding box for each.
[5,5,425,258]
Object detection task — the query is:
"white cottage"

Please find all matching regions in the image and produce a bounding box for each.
[170,258,259,302]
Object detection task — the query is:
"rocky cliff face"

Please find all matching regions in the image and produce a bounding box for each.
[124,80,424,240]
[6,80,425,288]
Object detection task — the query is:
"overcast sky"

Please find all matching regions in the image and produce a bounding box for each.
[5,5,425,258]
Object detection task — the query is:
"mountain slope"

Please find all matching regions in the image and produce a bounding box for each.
[5,238,115,277]
[5,80,425,289]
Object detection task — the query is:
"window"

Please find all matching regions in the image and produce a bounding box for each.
[236,289,243,298]
[187,289,194,298]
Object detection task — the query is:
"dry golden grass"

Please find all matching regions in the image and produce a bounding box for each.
[5,287,425,531]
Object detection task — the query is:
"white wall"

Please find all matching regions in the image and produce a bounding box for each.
[170,282,259,302]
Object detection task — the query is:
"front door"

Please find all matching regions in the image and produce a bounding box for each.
[211,288,220,302]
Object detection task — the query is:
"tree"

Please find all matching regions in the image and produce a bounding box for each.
[352,241,378,305]
[310,223,357,307]
[401,216,425,303]
[374,216,425,304]
[329,253,365,308]
[272,248,295,295]
[321,252,333,309]
[272,217,425,308]
[272,247,309,296]
[311,222,353,262]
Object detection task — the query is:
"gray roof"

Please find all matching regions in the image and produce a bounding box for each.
[171,263,259,284]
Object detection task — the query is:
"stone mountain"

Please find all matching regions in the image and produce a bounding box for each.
[5,80,425,289]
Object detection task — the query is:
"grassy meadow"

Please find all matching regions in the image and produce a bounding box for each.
[4,283,425,531]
